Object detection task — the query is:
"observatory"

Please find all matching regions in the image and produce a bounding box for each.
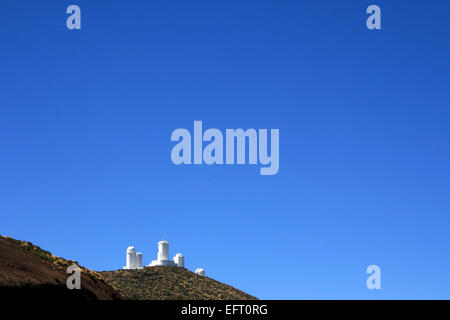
[123,246,143,270]
[149,240,185,267]
[195,268,206,276]
[123,240,202,274]
[174,253,185,268]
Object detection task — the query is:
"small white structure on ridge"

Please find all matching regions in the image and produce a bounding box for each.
[136,252,143,268]
[123,246,143,270]
[195,268,205,276]
[174,253,185,268]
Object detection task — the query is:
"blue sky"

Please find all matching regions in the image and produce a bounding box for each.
[0,0,449,299]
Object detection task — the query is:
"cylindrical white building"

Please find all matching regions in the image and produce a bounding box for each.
[126,246,136,269]
[195,268,205,276]
[136,252,143,268]
[174,253,184,268]
[158,240,169,261]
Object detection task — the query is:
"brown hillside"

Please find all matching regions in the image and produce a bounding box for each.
[100,266,257,300]
[0,235,121,300]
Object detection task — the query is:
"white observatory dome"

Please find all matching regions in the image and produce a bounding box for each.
[174,253,184,268]
[195,268,205,276]
[157,240,169,261]
[124,246,138,269]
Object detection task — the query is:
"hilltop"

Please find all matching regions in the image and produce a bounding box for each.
[100,266,257,300]
[0,235,256,300]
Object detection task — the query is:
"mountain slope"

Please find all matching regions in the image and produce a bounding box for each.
[100,266,257,300]
[0,235,256,300]
[0,235,121,300]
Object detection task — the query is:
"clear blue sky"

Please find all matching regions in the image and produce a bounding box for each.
[0,0,449,299]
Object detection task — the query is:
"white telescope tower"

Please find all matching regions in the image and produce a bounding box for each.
[149,240,176,266]
[123,246,143,269]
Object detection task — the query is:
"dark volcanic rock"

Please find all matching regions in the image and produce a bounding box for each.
[0,235,121,300]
